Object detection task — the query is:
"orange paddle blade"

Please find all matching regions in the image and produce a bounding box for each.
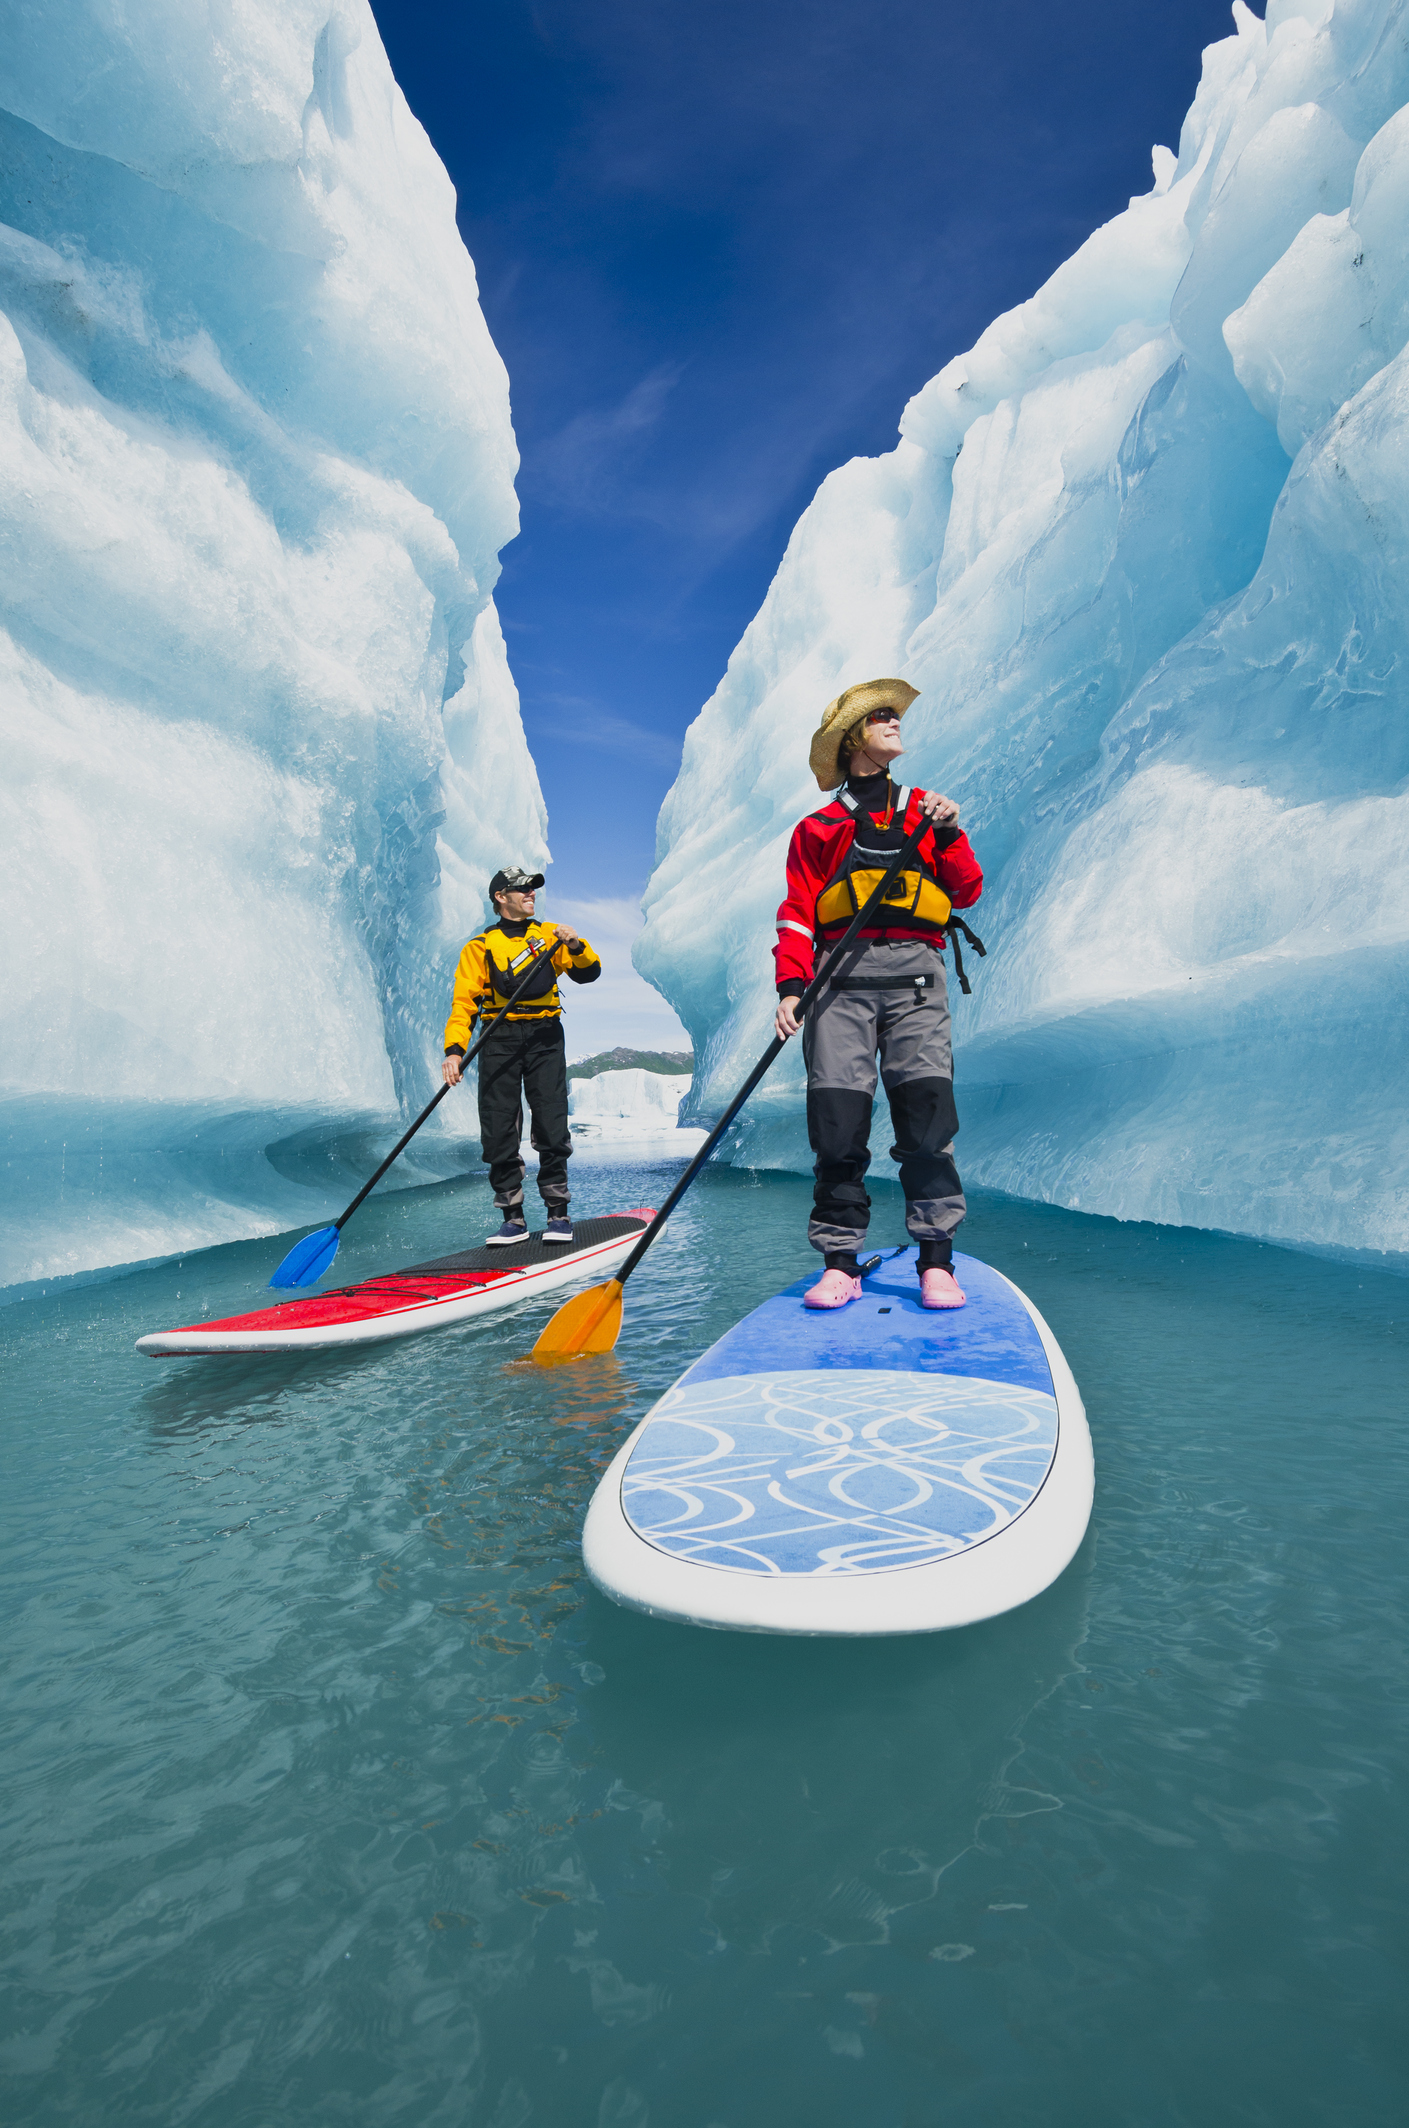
[531,1278,625,1362]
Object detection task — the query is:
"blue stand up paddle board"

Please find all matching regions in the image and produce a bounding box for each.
[583,1248,1093,1635]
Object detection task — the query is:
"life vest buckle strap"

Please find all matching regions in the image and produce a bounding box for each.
[944,915,986,997]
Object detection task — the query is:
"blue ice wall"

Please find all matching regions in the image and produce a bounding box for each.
[0,1,547,1286]
[637,0,1409,1262]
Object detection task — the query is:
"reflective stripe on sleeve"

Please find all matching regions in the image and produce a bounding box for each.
[777,920,814,939]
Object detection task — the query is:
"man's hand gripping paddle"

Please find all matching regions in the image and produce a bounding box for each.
[531,806,954,1362]
[268,941,557,1289]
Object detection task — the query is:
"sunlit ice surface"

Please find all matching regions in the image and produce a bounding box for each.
[638,0,1409,1263]
[2,1164,1405,2125]
[0,0,548,1254]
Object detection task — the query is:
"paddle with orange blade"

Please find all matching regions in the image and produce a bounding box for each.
[531,805,972,1361]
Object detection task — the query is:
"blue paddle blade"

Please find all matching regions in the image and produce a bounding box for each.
[268,1225,341,1290]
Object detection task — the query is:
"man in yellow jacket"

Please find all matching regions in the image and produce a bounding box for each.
[442,866,602,1245]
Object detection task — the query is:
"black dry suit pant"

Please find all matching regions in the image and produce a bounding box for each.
[802,937,965,1264]
[476,1016,573,1214]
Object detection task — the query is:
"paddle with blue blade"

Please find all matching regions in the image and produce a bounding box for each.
[268,938,562,1289]
[530,804,979,1361]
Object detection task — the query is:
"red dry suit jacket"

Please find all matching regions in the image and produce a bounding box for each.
[774,784,984,996]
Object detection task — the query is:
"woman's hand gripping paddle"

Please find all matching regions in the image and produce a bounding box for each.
[530,805,943,1362]
[268,940,558,1289]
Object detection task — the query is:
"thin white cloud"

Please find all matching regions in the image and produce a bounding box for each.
[537,362,683,509]
[530,693,683,770]
[538,891,691,1061]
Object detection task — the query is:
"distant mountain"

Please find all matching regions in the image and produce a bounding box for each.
[567,1047,692,1082]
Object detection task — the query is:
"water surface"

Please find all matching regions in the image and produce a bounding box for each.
[3,1166,1405,2125]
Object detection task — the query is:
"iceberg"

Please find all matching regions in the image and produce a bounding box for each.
[0,0,546,1288]
[568,1068,704,1151]
[637,0,1409,1263]
[509,1073,704,1179]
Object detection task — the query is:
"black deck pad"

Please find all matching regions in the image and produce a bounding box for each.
[400,1213,649,1279]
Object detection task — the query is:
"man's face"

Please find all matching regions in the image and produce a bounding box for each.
[495,888,537,922]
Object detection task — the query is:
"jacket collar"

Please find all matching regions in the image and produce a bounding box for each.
[819,784,908,820]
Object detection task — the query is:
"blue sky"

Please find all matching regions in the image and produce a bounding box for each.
[374,0,1235,921]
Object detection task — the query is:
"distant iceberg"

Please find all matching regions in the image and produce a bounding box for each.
[637,0,1409,1262]
[1,1,544,1287]
[510,1070,704,1183]
[569,1068,703,1149]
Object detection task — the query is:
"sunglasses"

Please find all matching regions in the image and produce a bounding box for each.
[866,709,902,726]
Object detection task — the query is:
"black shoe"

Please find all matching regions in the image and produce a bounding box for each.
[487,1215,528,1247]
[542,1216,574,1245]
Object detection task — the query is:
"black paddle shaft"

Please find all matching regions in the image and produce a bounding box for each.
[612,806,946,1289]
[332,938,563,1233]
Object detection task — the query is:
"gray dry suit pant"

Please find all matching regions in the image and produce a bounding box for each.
[801,936,965,1261]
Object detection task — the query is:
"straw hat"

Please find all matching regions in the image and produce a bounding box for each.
[808,678,920,791]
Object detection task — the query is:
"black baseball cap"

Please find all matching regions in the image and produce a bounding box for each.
[488,866,545,900]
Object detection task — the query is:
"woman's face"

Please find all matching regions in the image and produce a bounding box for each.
[850,709,905,768]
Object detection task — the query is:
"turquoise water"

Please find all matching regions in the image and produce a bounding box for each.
[3,1165,1406,2127]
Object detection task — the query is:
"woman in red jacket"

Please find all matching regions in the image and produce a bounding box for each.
[773,678,983,1311]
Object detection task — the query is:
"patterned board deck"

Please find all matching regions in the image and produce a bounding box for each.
[618,1249,1059,1580]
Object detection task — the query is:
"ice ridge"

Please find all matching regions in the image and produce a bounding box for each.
[637,0,1409,1261]
[0,1,546,1288]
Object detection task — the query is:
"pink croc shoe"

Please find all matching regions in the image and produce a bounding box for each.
[920,1264,966,1310]
[804,1267,864,1310]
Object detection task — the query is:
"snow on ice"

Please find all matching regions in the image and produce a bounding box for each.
[637,0,1409,1262]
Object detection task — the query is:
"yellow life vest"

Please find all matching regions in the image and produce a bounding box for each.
[814,786,953,942]
[815,865,953,934]
[480,925,562,1015]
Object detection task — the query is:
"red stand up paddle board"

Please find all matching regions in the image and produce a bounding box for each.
[135,1211,654,1357]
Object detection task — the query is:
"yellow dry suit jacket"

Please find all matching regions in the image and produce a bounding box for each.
[442,920,601,1052]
